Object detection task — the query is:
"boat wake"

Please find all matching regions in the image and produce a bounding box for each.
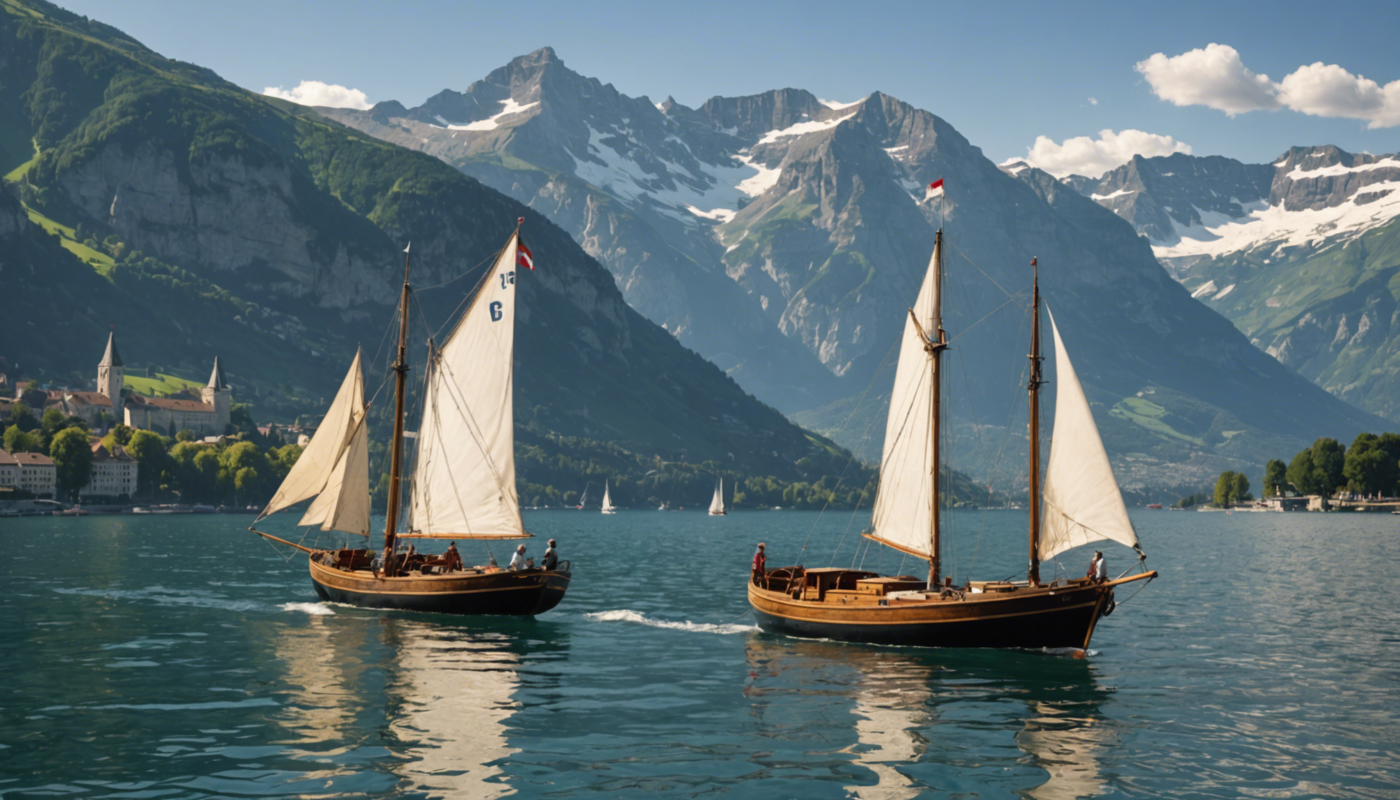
[586,609,757,635]
[280,602,335,616]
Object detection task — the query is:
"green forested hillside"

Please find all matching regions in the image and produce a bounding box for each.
[0,0,868,495]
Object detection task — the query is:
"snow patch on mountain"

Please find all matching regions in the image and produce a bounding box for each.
[432,98,539,131]
[1154,183,1400,259]
[1285,155,1400,182]
[756,110,858,145]
[1091,188,1135,201]
[818,97,866,111]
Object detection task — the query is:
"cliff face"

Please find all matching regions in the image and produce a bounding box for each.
[0,0,845,478]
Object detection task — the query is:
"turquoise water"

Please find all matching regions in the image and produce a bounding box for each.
[2,509,1399,798]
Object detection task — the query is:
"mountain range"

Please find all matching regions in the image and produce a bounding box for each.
[0,0,858,487]
[1063,147,1400,423]
[323,48,1386,493]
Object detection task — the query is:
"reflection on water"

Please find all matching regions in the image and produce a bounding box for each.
[745,638,1113,799]
[383,619,523,799]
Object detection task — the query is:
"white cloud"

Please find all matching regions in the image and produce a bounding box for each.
[1136,45,1400,128]
[1005,129,1193,179]
[1088,97,1099,106]
[1278,62,1400,128]
[262,80,372,110]
[1135,43,1280,116]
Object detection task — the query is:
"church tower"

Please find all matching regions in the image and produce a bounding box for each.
[97,331,124,421]
[202,357,232,432]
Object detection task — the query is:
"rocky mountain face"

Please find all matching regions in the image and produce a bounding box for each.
[328,51,1387,493]
[0,2,847,479]
[1073,146,1400,421]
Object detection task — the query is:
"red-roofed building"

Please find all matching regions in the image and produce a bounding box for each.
[0,449,17,490]
[8,451,55,497]
[81,443,137,499]
[91,332,232,436]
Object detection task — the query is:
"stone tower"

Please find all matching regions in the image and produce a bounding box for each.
[201,357,232,432]
[97,331,124,420]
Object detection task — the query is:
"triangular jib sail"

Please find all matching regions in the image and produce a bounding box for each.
[709,478,725,515]
[256,351,370,537]
[407,232,528,540]
[1038,308,1139,560]
[600,481,615,513]
[866,238,941,560]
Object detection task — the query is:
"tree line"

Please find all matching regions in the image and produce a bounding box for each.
[1207,432,1400,507]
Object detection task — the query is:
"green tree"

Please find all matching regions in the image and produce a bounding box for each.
[1344,432,1400,497]
[4,425,41,453]
[40,408,67,437]
[50,427,94,502]
[1287,449,1317,495]
[1231,473,1251,504]
[218,441,269,501]
[8,400,32,428]
[176,429,197,442]
[1213,471,1237,507]
[1309,438,1345,497]
[1263,459,1287,497]
[234,466,262,503]
[126,430,171,499]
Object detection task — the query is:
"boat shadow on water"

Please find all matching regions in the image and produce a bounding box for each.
[744,637,1114,800]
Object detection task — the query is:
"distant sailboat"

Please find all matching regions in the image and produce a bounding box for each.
[748,228,1157,649]
[576,483,590,510]
[709,478,727,516]
[252,227,572,616]
[600,480,617,515]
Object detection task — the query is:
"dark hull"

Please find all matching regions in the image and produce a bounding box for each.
[310,558,570,616]
[748,573,1152,650]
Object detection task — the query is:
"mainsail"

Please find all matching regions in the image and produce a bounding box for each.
[1038,309,1139,560]
[257,351,369,537]
[709,478,725,515]
[600,481,615,514]
[866,239,940,559]
[407,234,527,539]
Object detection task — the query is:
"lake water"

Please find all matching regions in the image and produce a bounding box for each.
[2,508,1399,799]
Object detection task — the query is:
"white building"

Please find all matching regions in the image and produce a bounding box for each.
[10,451,55,497]
[0,449,17,489]
[80,443,138,499]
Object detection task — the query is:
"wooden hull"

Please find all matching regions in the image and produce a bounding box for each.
[309,558,571,616]
[749,571,1153,650]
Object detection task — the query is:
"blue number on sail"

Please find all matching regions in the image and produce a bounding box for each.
[490,301,503,322]
[499,270,515,289]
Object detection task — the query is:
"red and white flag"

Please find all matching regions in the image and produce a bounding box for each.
[516,240,535,271]
[925,178,945,201]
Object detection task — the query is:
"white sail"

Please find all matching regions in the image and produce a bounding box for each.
[600,481,615,514]
[1039,309,1139,560]
[298,417,371,537]
[408,234,527,539]
[867,241,940,559]
[709,478,725,515]
[259,351,365,521]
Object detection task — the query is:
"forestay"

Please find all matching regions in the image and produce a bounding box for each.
[257,350,367,537]
[1039,309,1139,560]
[408,233,527,539]
[867,241,939,559]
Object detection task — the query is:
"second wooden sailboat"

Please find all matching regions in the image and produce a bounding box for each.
[749,228,1156,650]
[252,227,571,616]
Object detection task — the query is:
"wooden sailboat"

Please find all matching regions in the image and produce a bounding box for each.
[709,478,727,516]
[600,480,617,514]
[251,228,571,616]
[748,229,1156,649]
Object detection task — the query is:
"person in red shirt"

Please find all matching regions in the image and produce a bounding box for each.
[752,542,766,580]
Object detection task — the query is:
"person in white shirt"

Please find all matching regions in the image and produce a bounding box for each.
[1087,551,1106,582]
[509,544,527,571]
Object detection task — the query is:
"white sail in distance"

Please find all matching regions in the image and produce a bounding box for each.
[867,241,939,559]
[600,481,616,514]
[709,478,725,515]
[1039,308,1139,560]
[408,233,527,539]
[258,351,365,526]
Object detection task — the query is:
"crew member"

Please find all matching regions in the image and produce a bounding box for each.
[752,542,766,578]
[542,539,559,570]
[1087,551,1106,583]
[509,544,527,571]
[444,542,462,572]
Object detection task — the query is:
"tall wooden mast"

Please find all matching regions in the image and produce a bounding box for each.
[928,229,948,589]
[382,245,413,569]
[1027,257,1044,585]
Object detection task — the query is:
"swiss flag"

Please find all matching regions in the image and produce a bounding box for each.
[925,178,945,201]
[517,240,535,271]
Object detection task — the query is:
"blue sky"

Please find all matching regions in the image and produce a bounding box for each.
[62,0,1400,176]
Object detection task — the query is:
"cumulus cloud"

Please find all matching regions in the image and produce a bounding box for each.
[1135,43,1280,115]
[262,80,372,110]
[1088,97,1099,106]
[1004,129,1193,179]
[1136,44,1400,128]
